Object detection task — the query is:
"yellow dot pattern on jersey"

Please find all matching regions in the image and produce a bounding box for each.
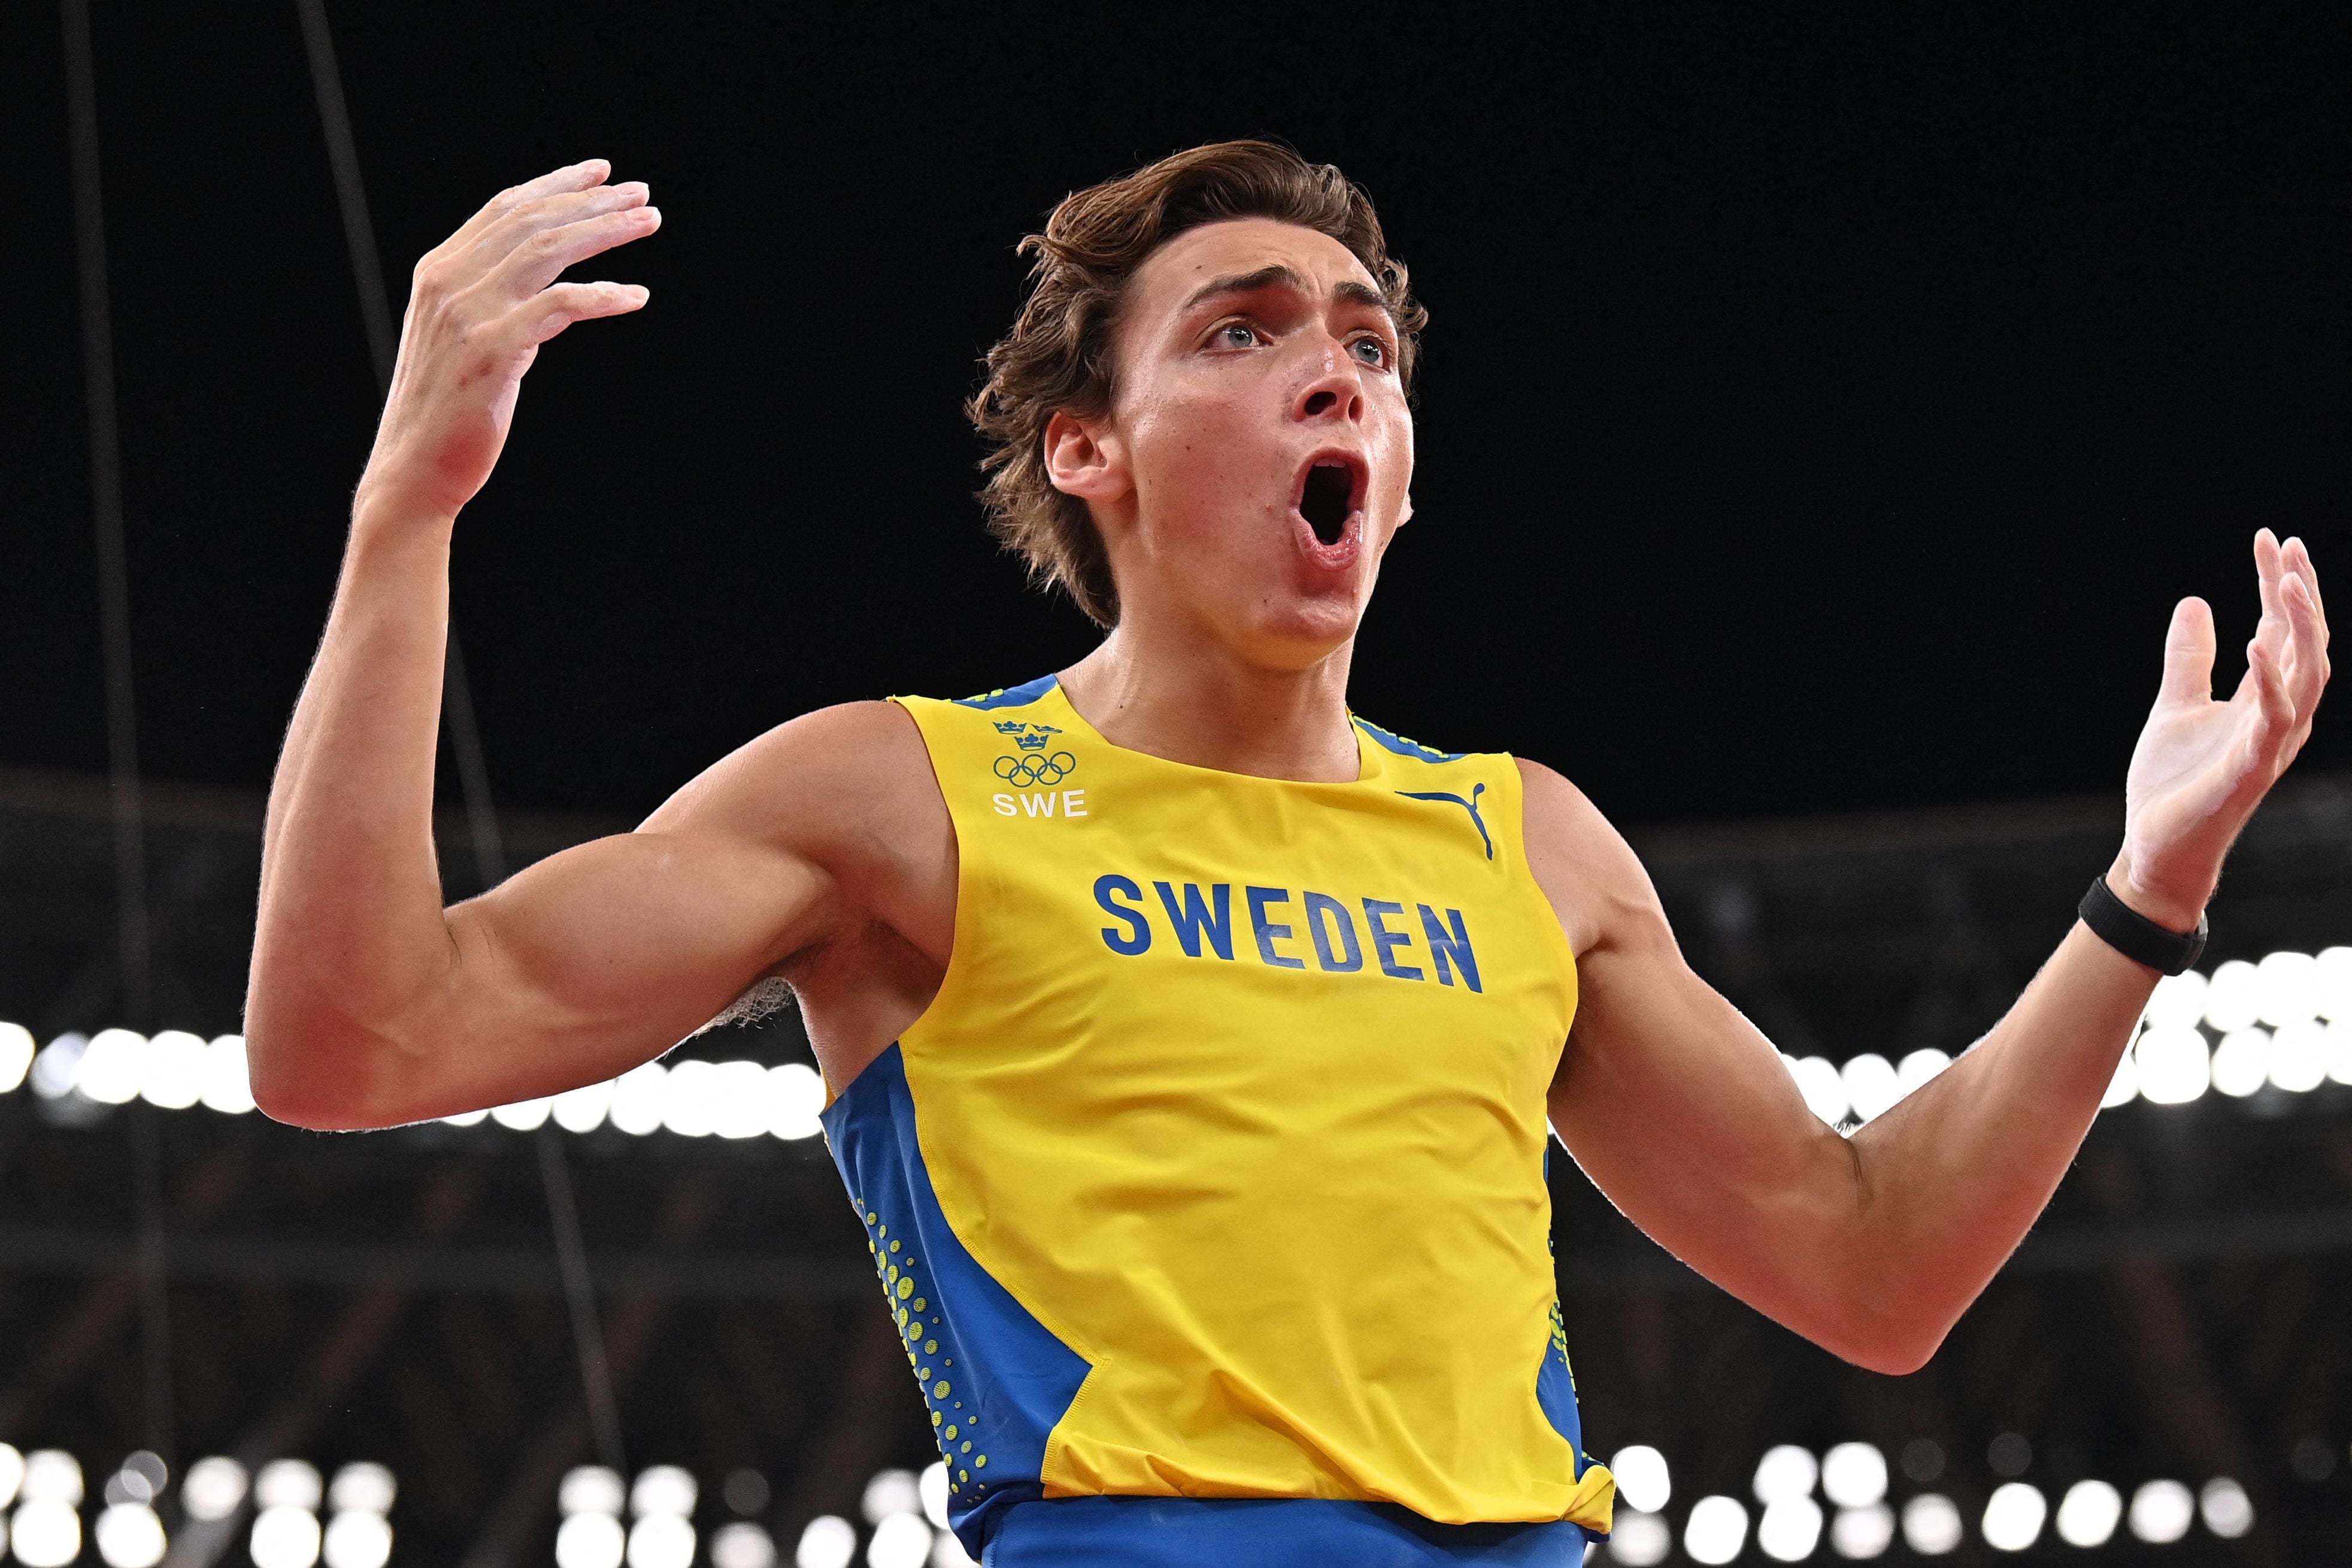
[850,1195,992,1503]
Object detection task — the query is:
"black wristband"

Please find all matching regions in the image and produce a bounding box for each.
[2078,875,2208,975]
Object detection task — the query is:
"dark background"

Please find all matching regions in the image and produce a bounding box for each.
[2,3,2345,829]
[5,10,2352,1559]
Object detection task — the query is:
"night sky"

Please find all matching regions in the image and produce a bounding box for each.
[4,5,2345,830]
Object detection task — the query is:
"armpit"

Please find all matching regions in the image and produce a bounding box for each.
[695,974,798,1036]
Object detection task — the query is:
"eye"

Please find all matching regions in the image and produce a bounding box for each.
[1349,335,1390,368]
[1215,322,1259,350]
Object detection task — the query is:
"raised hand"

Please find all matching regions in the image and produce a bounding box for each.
[2115,529,2330,930]
[358,160,657,522]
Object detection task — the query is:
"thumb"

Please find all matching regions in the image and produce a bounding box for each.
[2157,596,2215,706]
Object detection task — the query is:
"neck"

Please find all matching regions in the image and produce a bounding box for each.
[1059,618,1361,783]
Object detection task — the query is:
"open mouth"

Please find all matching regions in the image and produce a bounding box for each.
[1296,458,1363,547]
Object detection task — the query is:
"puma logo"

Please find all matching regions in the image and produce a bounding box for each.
[1396,783,1493,860]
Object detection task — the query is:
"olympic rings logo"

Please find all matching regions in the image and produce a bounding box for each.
[995,751,1077,786]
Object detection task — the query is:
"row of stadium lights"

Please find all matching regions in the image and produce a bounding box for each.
[0,1027,830,1142]
[1783,947,2352,1126]
[0,1440,2295,1566]
[0,1446,393,1568]
[7,950,2347,1140]
[5,948,2345,1138]
[1601,1440,2256,1563]
[0,1446,975,1568]
[550,1463,973,1568]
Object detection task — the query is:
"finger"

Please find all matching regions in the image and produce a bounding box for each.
[504,280,651,348]
[2243,528,2297,683]
[472,180,650,264]
[2282,571,2331,720]
[2248,632,2296,756]
[453,159,614,246]
[2253,526,2285,628]
[484,205,661,301]
[2156,595,2215,705]
[418,167,629,294]
[2283,535,2329,643]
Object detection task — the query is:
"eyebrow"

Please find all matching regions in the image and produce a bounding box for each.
[1180,264,1396,325]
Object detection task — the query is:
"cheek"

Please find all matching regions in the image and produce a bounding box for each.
[1375,420,1415,501]
[1130,392,1266,502]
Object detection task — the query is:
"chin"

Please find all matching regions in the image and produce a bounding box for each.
[1238,589,1369,671]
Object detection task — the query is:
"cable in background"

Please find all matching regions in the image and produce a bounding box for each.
[293,0,628,1478]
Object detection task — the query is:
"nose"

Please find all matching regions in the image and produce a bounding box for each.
[1292,346,1365,425]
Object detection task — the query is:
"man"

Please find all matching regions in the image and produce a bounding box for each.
[248,142,2329,1565]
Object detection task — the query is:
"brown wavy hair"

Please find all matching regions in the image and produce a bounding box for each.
[968,141,1426,627]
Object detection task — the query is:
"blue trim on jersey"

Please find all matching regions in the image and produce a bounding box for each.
[983,1497,1590,1566]
[1353,715,1468,763]
[823,1045,1093,1558]
[1534,1330,1586,1466]
[955,674,1062,711]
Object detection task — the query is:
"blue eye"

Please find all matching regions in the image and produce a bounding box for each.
[1350,337,1387,367]
[1219,323,1256,349]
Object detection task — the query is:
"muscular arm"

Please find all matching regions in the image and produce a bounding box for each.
[253,680,925,1129]
[247,162,948,1128]
[1533,533,2329,1373]
[1530,766,2154,1372]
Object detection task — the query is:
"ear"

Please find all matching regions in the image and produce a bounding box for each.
[1044,410,1126,502]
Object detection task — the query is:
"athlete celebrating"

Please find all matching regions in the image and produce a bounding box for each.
[248,142,2329,1566]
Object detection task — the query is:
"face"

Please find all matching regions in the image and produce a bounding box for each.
[1045,218,1415,670]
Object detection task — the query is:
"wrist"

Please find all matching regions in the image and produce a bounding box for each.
[349,474,460,552]
[341,492,460,595]
[2103,849,2205,936]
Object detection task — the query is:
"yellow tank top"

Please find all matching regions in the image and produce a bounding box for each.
[819,675,1615,1554]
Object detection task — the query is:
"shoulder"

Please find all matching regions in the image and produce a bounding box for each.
[636,700,957,963]
[642,700,944,870]
[1511,757,1669,957]
[1512,756,1610,838]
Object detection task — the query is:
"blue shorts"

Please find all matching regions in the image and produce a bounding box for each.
[981,1497,1592,1566]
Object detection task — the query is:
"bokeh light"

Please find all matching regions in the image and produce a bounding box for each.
[93,1500,166,1568]
[795,1515,855,1568]
[321,1510,392,1568]
[1684,1496,1749,1566]
[1752,1445,1818,1506]
[2054,1480,2121,1547]
[182,1457,249,1521]
[1605,1511,1669,1565]
[1829,1503,1893,1559]
[250,1503,323,1568]
[1981,1481,2046,1551]
[1821,1443,1887,1508]
[1901,1494,1962,1555]
[1757,1496,1824,1561]
[1609,1445,1671,1514]
[2128,1479,2193,1543]
[2199,1476,2253,1539]
[555,1512,626,1568]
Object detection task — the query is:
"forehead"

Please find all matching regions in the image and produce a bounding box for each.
[1123,217,1381,325]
